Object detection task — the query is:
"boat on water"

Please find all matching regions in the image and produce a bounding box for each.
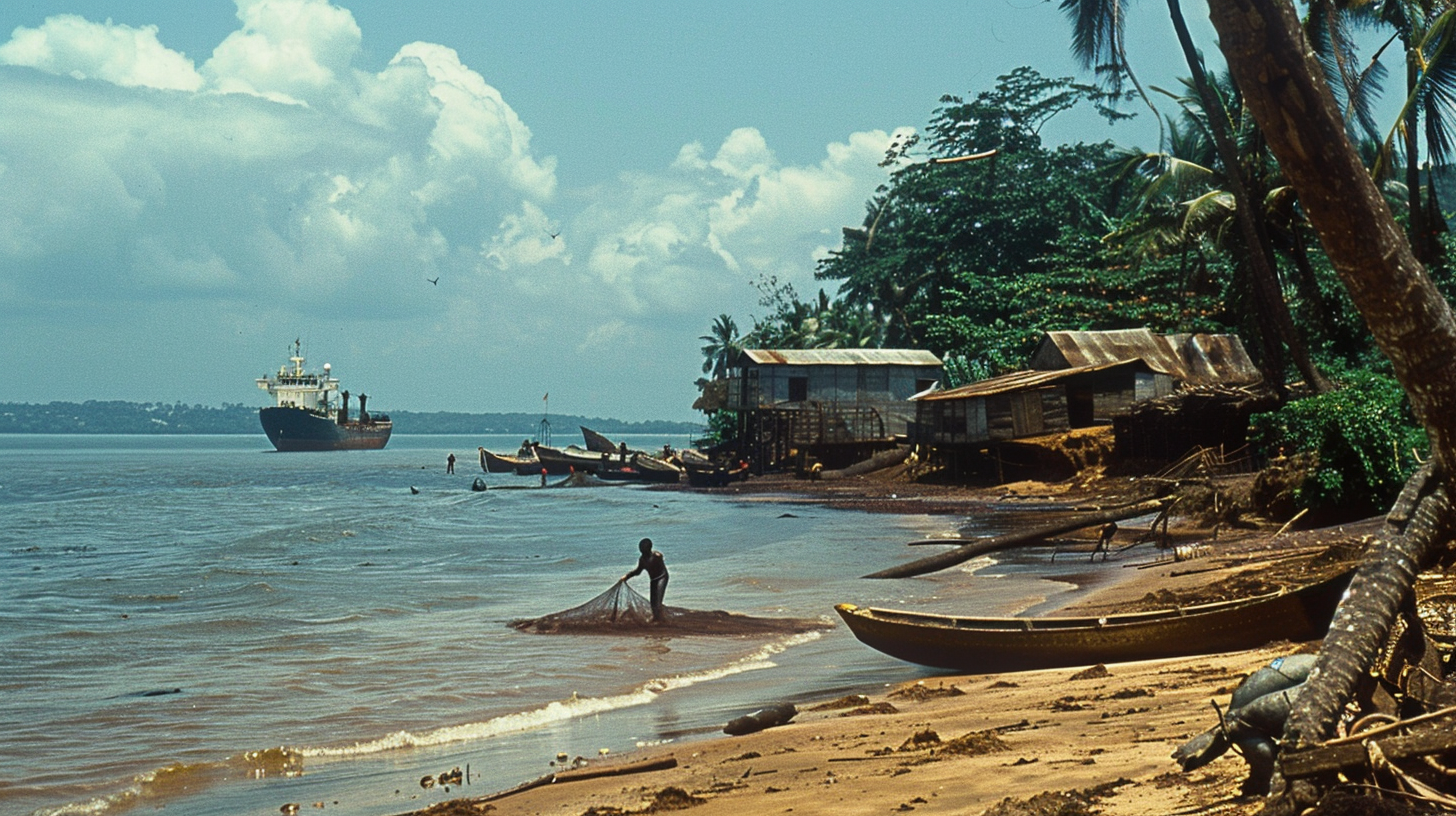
[255,340,391,452]
[534,443,611,474]
[834,569,1355,674]
[480,443,540,475]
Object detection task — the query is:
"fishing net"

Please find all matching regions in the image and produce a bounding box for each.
[509,581,828,637]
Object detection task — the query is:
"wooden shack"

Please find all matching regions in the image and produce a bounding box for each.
[914,330,1263,479]
[724,349,943,471]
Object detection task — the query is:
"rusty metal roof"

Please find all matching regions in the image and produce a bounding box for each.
[1036,330,1259,386]
[917,359,1150,401]
[737,349,943,367]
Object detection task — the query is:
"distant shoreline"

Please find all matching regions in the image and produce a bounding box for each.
[0,400,702,436]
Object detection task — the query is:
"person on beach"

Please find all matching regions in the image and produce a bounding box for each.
[1092,521,1117,561]
[622,538,668,622]
[446,453,456,474]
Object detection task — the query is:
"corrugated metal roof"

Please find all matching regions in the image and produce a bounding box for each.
[917,359,1149,401]
[1036,330,1260,386]
[738,349,943,366]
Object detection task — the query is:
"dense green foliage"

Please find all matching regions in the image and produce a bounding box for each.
[0,402,700,436]
[691,62,1456,517]
[1251,371,1427,515]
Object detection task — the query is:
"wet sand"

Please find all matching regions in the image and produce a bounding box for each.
[403,646,1294,816]
[397,472,1368,816]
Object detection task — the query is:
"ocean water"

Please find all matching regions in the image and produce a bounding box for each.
[0,434,1113,816]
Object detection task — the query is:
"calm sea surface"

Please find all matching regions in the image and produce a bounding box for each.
[0,434,1111,816]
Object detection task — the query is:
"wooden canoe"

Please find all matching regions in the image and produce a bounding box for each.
[481,447,540,475]
[598,453,682,483]
[835,569,1354,673]
[534,444,609,474]
[680,448,748,486]
[580,426,619,454]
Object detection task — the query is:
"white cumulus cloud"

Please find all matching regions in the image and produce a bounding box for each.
[0,13,202,90]
[0,0,908,420]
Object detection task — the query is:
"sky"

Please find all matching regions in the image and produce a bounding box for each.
[0,0,1226,422]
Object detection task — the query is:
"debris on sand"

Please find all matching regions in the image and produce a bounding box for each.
[888,682,965,701]
[980,779,1132,816]
[808,694,871,711]
[839,702,899,717]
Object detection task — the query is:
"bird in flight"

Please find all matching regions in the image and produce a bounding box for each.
[426,277,439,286]
[548,230,560,240]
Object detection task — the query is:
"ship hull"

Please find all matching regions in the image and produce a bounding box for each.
[260,407,392,452]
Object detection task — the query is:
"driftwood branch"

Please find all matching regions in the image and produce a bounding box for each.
[475,756,679,804]
[1279,708,1456,778]
[863,498,1170,579]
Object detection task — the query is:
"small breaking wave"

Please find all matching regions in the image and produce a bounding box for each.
[302,630,823,759]
[28,748,302,816]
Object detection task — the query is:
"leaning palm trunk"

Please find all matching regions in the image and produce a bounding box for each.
[1271,466,1452,810]
[1165,0,1331,395]
[1205,0,1456,812]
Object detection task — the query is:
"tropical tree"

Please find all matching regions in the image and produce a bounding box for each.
[698,314,741,380]
[1059,0,1333,393]
[1207,2,1456,812]
[1107,74,1351,358]
[818,69,1140,368]
[1329,0,1456,266]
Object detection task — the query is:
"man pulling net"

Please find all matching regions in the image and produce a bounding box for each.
[622,537,668,622]
[509,537,825,637]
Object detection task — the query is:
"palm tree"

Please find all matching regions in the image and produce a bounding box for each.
[1302,0,1455,265]
[1108,77,1340,346]
[1208,3,1456,812]
[698,314,741,380]
[1058,0,1332,393]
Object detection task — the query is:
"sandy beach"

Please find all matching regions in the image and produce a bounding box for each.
[416,645,1290,816]
[395,471,1372,816]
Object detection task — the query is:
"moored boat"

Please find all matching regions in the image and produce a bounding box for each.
[480,443,540,474]
[256,340,391,452]
[534,444,610,474]
[835,569,1354,673]
[680,448,748,487]
[598,453,683,483]
[580,426,618,454]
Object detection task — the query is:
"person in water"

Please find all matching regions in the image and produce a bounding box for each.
[622,537,668,622]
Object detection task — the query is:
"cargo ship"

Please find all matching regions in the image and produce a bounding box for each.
[256,340,391,451]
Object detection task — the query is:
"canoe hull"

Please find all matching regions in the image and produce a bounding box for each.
[481,449,540,474]
[835,570,1353,673]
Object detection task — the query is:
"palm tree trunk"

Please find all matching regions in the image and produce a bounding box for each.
[1406,59,1432,265]
[1166,0,1331,395]
[1205,1,1456,811]
[1269,465,1452,811]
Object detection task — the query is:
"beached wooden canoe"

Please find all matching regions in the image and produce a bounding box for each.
[835,569,1354,673]
[580,426,619,454]
[597,453,682,483]
[680,448,748,487]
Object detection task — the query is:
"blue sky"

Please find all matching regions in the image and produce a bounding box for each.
[0,0,1228,422]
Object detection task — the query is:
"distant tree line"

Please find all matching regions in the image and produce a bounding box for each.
[0,401,701,437]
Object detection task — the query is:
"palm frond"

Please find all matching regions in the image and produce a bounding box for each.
[1181,190,1237,238]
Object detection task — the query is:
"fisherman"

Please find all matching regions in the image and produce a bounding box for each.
[622,538,668,622]
[1092,521,1117,562]
[446,453,456,474]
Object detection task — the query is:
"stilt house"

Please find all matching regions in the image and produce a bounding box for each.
[723,349,943,471]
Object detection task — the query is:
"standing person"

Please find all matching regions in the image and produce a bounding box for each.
[622,538,668,622]
[446,453,455,474]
